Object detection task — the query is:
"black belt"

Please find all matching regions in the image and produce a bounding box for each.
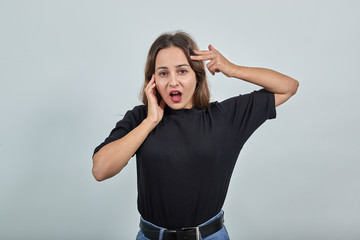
[140,213,224,240]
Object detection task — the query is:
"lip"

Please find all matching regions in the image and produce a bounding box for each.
[169,90,182,103]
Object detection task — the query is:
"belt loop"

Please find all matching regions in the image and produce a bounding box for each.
[159,228,165,240]
[195,226,200,240]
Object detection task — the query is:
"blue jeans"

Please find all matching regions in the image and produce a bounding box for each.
[136,210,230,240]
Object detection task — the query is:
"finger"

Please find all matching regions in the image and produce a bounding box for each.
[206,60,216,72]
[206,62,215,75]
[208,44,216,51]
[146,80,156,96]
[194,46,217,53]
[190,53,216,61]
[149,82,157,93]
[193,49,212,54]
[146,75,155,86]
[151,74,155,84]
[190,55,208,61]
[192,50,215,57]
[208,61,221,76]
[146,84,156,98]
[208,68,215,76]
[146,75,156,91]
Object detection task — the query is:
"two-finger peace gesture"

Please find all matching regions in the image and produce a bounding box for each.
[190,45,236,77]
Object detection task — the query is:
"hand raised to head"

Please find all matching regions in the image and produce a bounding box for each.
[190,45,236,77]
[145,75,165,125]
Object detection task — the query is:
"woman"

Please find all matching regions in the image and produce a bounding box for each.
[92,31,299,240]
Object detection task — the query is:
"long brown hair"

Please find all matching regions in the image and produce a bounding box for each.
[141,31,210,109]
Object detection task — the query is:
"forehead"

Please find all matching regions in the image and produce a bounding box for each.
[155,46,189,67]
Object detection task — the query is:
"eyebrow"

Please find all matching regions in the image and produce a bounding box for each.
[156,64,189,71]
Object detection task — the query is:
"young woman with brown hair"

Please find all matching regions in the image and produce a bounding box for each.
[92,31,299,240]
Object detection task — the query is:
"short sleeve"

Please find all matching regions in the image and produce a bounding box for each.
[93,105,147,156]
[218,88,276,145]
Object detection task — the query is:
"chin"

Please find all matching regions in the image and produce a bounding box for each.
[165,101,187,110]
[167,103,183,110]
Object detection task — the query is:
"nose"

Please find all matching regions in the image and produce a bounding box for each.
[169,74,179,87]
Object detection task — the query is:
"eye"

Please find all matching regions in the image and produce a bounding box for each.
[158,71,168,77]
[179,69,188,75]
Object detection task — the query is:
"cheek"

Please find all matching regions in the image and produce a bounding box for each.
[186,73,197,89]
[155,83,167,97]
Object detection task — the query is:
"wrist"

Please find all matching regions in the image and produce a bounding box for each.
[143,117,159,130]
[229,64,246,79]
[227,63,240,78]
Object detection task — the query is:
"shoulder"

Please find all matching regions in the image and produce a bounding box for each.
[209,89,275,117]
[218,89,274,106]
[118,104,147,125]
[130,104,147,115]
[128,104,147,116]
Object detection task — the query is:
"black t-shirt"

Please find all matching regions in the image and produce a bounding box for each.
[94,89,276,229]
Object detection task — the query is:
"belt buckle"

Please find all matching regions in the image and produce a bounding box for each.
[181,226,199,240]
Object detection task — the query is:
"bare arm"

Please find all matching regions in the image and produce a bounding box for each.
[229,66,299,106]
[92,118,156,181]
[191,45,299,107]
[92,75,165,181]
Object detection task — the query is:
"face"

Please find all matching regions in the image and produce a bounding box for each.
[154,46,197,110]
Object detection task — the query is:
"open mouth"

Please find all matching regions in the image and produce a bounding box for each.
[169,90,182,103]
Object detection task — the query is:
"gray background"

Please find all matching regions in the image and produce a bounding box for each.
[1,0,359,239]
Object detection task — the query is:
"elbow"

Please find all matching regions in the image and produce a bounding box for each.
[91,147,129,181]
[92,165,106,182]
[92,153,125,181]
[290,79,299,96]
[274,79,299,107]
[92,154,107,182]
